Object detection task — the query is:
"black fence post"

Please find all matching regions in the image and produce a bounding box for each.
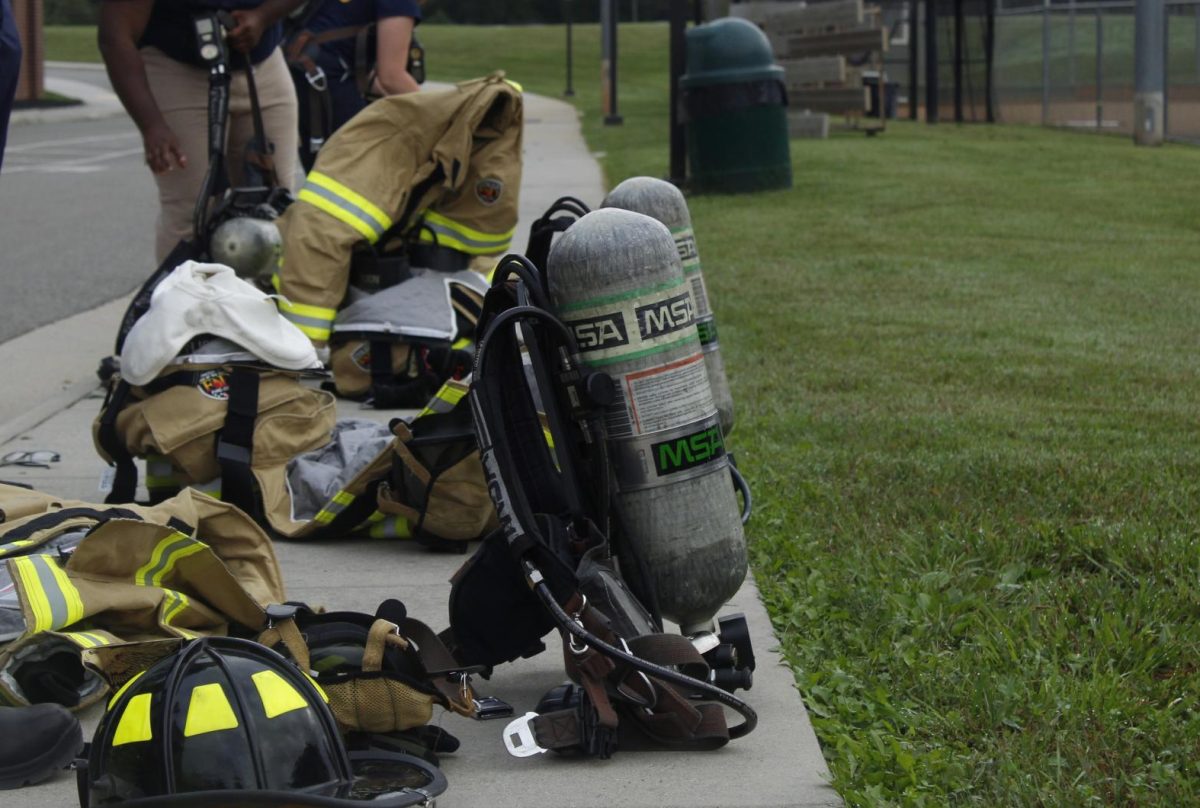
[669,0,688,186]
[925,0,939,122]
[565,0,575,97]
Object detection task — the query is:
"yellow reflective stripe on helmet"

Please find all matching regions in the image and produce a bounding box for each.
[184,683,240,737]
[302,671,330,703]
[417,211,515,255]
[134,532,207,588]
[11,555,85,632]
[252,669,310,719]
[108,670,146,710]
[113,692,154,746]
[504,78,523,92]
[298,171,392,244]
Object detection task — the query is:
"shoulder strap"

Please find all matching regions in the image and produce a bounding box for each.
[215,369,261,518]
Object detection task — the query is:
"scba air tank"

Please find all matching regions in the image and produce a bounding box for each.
[547,208,747,635]
[602,176,735,436]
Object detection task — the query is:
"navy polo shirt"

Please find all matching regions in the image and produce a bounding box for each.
[306,0,421,71]
[138,0,284,67]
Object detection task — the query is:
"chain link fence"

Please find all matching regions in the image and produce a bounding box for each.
[995,0,1200,140]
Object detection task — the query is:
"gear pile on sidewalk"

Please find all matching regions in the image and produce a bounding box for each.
[0,76,763,808]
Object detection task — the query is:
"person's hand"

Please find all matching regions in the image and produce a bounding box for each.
[142,123,187,174]
[226,8,266,53]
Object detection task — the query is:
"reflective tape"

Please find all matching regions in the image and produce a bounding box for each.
[10,555,85,632]
[252,670,310,719]
[0,538,35,558]
[184,683,240,737]
[366,512,412,539]
[417,211,514,255]
[417,377,470,418]
[270,274,337,341]
[313,490,356,525]
[135,532,207,588]
[298,171,392,244]
[62,630,117,649]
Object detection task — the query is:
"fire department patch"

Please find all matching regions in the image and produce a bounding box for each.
[196,370,230,401]
[475,178,504,206]
[352,343,372,372]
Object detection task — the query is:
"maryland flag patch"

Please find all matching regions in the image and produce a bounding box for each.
[475,178,503,206]
[196,370,230,401]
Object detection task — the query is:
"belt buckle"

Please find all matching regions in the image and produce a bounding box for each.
[502,712,548,758]
[306,66,328,91]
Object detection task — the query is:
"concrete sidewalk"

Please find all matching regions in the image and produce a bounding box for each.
[2,81,839,808]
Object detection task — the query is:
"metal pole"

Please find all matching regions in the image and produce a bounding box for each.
[1095,7,1103,129]
[1041,0,1050,126]
[564,0,575,97]
[1067,0,1076,87]
[602,0,623,124]
[1194,4,1199,80]
[985,0,995,123]
[910,0,920,120]
[669,0,688,185]
[1134,0,1165,145]
[954,0,964,122]
[925,0,939,122]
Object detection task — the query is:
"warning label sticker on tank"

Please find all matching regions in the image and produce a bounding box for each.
[671,227,712,319]
[560,278,700,364]
[619,351,715,436]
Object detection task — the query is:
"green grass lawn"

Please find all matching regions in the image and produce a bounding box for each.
[48,22,1200,806]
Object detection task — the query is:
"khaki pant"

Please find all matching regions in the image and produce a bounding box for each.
[143,46,299,263]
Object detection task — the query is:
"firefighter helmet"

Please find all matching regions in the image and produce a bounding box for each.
[210,215,282,279]
[78,636,447,806]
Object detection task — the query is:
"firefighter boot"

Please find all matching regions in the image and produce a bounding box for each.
[0,703,84,789]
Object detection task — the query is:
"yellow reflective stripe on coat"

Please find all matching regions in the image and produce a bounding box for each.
[313,490,356,525]
[161,589,201,638]
[298,171,393,244]
[10,555,85,632]
[417,377,470,418]
[417,211,515,255]
[366,512,412,539]
[134,531,207,588]
[62,630,119,649]
[270,273,337,341]
[0,538,35,558]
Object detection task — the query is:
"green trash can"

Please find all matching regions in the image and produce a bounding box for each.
[680,17,792,193]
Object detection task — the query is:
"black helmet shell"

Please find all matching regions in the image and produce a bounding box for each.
[81,637,445,807]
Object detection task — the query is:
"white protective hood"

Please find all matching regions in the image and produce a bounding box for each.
[120,261,321,386]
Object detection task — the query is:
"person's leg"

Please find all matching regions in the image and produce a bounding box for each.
[0,0,23,173]
[141,47,212,263]
[227,48,299,192]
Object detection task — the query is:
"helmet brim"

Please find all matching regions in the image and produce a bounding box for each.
[93,751,447,808]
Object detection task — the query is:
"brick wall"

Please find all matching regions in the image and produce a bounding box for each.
[12,0,43,103]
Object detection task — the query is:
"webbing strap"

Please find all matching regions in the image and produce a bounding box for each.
[98,381,139,505]
[215,370,259,517]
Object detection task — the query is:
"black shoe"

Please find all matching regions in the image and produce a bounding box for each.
[0,703,84,790]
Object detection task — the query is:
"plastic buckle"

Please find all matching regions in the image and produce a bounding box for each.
[306,66,328,91]
[502,712,548,757]
[473,696,515,721]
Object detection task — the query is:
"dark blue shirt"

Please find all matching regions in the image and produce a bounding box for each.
[138,0,284,67]
[306,0,421,73]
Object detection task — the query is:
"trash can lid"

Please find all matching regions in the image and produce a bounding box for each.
[680,17,784,89]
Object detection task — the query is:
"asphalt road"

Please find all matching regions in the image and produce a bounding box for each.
[0,70,157,346]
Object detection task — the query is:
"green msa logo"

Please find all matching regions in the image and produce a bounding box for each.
[652,425,725,476]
